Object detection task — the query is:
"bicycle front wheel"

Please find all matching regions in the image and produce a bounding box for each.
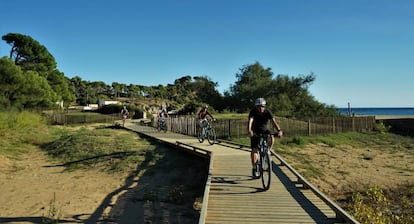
[260,150,271,190]
[207,128,216,145]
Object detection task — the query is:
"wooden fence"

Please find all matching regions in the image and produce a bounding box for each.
[47,112,118,125]
[153,116,376,139]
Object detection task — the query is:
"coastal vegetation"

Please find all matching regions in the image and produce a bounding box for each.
[1,32,337,117]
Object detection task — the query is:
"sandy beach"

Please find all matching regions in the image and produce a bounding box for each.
[374,115,414,120]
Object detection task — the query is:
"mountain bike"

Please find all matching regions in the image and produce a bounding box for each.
[254,133,273,191]
[197,119,216,145]
[158,118,167,132]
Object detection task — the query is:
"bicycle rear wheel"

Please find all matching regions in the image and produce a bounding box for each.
[260,150,271,190]
[207,128,216,145]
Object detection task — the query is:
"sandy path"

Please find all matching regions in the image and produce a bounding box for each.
[0,144,205,224]
[0,151,127,223]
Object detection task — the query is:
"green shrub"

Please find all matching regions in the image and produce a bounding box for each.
[374,121,389,133]
[97,104,124,114]
[350,186,395,224]
[0,111,45,131]
[292,135,306,145]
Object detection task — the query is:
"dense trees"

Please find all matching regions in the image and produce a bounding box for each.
[1,33,74,109]
[0,57,55,109]
[229,62,337,117]
[1,32,337,117]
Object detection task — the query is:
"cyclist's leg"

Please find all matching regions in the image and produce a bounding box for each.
[250,147,259,166]
[250,136,259,164]
[263,130,274,150]
[198,119,203,132]
[250,136,260,176]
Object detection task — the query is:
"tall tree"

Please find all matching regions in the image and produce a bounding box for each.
[112,82,122,98]
[229,62,336,116]
[2,33,75,106]
[192,76,223,110]
[230,62,275,112]
[2,33,56,74]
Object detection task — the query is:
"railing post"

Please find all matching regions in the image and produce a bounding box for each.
[228,120,231,138]
[308,119,311,136]
[352,116,355,131]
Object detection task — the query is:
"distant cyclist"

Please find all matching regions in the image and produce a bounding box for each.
[198,104,216,133]
[247,98,282,178]
[158,105,168,128]
[121,106,129,126]
[158,106,168,119]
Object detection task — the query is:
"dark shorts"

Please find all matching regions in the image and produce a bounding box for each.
[250,129,271,149]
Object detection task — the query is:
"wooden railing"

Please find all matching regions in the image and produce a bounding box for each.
[153,116,376,138]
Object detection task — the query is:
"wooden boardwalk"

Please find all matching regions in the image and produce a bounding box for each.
[124,121,355,224]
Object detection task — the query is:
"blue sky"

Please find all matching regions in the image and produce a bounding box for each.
[1,0,413,108]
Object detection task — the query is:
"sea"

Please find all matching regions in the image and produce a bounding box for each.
[338,107,414,116]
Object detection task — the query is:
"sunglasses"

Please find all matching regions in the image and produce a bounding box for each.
[256,105,265,108]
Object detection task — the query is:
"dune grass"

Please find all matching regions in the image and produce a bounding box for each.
[0,111,156,173]
[0,111,51,156]
[41,126,156,172]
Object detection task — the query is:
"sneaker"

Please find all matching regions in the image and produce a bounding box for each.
[252,167,260,179]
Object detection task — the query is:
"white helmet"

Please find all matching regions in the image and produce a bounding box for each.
[255,98,266,106]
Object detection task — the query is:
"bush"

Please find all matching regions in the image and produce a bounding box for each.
[97,104,124,114]
[292,135,306,145]
[374,121,389,133]
[0,111,45,132]
[348,185,414,224]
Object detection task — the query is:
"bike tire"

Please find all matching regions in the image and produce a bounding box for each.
[207,128,216,145]
[260,150,271,190]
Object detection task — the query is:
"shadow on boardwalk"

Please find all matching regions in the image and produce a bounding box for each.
[82,143,208,224]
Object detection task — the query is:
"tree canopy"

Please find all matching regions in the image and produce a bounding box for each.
[2,33,57,73]
[0,57,55,109]
[1,33,74,110]
[229,62,336,116]
[1,33,337,117]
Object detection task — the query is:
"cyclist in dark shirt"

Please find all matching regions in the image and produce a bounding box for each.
[247,98,283,178]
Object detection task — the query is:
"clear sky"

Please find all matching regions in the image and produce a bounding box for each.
[1,0,413,108]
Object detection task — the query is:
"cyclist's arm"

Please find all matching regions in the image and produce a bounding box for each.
[247,117,254,137]
[271,117,283,137]
[207,111,215,121]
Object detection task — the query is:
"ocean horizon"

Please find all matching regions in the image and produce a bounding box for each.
[338,107,414,116]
